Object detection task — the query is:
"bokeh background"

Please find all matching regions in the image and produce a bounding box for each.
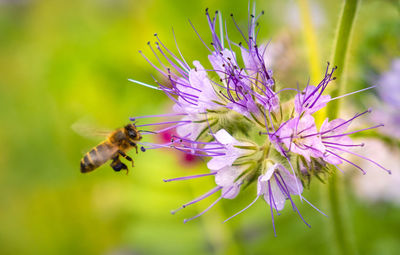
[0,0,399,254]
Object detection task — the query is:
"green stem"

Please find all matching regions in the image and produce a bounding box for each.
[326,1,360,255]
[327,171,355,255]
[327,0,361,119]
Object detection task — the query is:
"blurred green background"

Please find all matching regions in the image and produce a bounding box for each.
[0,0,399,254]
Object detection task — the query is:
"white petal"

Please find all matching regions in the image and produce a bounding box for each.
[176,116,205,141]
[264,180,286,211]
[276,164,303,195]
[207,157,228,171]
[264,163,278,181]
[189,62,208,89]
[215,166,239,187]
[214,129,237,145]
[257,175,268,196]
[222,184,240,199]
[270,180,287,211]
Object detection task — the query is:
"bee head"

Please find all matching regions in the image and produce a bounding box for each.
[125,124,141,140]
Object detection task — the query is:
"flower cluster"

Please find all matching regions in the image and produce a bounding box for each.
[129,8,390,234]
[372,58,400,139]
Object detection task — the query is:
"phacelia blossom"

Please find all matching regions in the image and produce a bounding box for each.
[128,7,391,235]
[277,114,325,162]
[371,58,400,139]
[206,129,253,171]
[353,59,400,205]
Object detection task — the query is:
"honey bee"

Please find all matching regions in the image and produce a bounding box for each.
[80,124,142,173]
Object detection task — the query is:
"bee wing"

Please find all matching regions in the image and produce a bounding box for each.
[72,120,112,140]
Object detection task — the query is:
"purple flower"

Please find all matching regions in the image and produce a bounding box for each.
[294,85,331,115]
[371,58,400,138]
[214,165,245,199]
[241,43,268,74]
[294,65,335,115]
[277,114,325,162]
[317,111,391,175]
[257,163,303,211]
[173,61,221,115]
[319,118,353,165]
[208,49,237,81]
[175,115,206,141]
[127,6,390,232]
[223,162,318,236]
[226,97,259,118]
[206,129,253,171]
[377,59,400,109]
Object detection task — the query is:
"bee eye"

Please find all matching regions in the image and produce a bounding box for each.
[128,129,137,138]
[125,125,138,139]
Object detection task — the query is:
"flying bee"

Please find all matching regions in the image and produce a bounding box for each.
[80,124,142,173]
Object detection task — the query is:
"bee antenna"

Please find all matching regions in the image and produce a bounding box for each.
[138,130,157,134]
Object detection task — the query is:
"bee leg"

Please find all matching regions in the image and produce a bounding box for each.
[110,156,128,173]
[129,141,139,154]
[118,150,134,167]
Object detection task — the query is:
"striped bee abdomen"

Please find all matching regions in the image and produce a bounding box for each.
[80,142,117,173]
[80,153,97,173]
